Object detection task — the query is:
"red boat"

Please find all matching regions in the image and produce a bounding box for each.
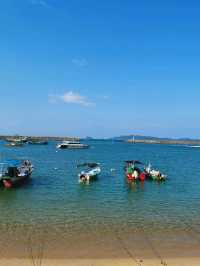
[125,160,147,182]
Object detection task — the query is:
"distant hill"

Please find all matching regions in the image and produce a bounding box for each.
[111,134,200,142]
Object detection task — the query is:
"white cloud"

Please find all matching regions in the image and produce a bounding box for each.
[72,58,88,67]
[30,0,50,8]
[102,95,109,100]
[48,91,95,107]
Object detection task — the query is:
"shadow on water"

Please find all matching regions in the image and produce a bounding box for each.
[126,181,146,192]
[0,187,19,201]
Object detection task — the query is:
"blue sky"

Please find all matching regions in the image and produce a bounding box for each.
[0,0,200,138]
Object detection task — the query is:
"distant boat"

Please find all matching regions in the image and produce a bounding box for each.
[0,159,33,188]
[6,137,28,143]
[188,145,200,148]
[28,140,48,145]
[77,163,101,183]
[56,140,89,149]
[5,142,24,147]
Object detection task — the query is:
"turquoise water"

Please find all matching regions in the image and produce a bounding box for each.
[0,140,200,235]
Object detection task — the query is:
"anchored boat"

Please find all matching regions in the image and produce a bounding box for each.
[125,160,146,182]
[144,163,166,181]
[124,160,166,182]
[0,160,33,188]
[57,140,89,149]
[78,163,101,183]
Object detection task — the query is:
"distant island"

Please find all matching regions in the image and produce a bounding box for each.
[110,134,200,145]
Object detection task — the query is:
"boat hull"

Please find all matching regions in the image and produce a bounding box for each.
[146,174,166,181]
[126,172,146,182]
[79,174,98,182]
[79,167,101,183]
[2,174,30,188]
[57,145,89,149]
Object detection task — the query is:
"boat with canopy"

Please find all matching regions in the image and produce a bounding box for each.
[124,160,166,182]
[0,159,33,188]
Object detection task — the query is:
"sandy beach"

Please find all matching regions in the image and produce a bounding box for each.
[1,257,200,266]
[0,226,200,266]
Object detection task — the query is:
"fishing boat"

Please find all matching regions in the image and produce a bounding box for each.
[144,163,166,181]
[77,163,101,183]
[56,140,89,149]
[0,160,33,188]
[124,160,146,182]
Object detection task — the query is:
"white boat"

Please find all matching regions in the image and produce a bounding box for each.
[78,163,101,183]
[144,163,167,181]
[56,140,89,149]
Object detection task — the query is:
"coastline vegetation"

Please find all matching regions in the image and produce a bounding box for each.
[1,135,200,146]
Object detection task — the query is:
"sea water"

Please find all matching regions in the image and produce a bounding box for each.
[0,140,200,257]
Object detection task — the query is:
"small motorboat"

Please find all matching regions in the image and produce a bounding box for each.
[0,160,33,188]
[144,163,166,181]
[124,160,146,182]
[57,140,89,149]
[77,163,101,183]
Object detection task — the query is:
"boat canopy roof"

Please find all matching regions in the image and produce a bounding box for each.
[125,160,143,165]
[77,162,99,168]
[0,159,30,167]
[0,160,21,175]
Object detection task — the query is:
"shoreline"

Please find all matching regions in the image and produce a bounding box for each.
[1,135,200,145]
